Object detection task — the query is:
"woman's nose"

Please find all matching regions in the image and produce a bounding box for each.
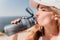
[36,11,41,17]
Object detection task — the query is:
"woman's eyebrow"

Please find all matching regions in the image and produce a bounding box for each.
[37,4,40,9]
[41,6,50,9]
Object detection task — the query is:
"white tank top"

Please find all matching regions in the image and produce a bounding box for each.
[57,33,60,40]
[39,33,60,40]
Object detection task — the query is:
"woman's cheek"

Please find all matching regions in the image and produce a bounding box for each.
[36,11,54,26]
[42,18,51,25]
[37,17,51,26]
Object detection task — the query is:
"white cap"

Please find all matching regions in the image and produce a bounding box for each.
[30,0,60,9]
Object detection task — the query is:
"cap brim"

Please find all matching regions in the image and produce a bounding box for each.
[30,0,38,8]
[30,0,60,9]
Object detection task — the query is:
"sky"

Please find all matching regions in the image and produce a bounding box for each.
[0,0,36,17]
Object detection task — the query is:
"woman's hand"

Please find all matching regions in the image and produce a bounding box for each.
[24,26,40,40]
[11,18,21,24]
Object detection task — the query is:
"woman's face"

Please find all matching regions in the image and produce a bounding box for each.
[36,4,55,26]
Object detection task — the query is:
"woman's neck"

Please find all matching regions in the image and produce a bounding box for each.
[44,20,59,36]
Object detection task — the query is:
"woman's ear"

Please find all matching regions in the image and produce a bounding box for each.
[54,15,58,20]
[54,17,58,20]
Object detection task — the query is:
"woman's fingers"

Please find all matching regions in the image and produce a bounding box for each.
[11,18,21,24]
[16,18,21,23]
[11,20,14,24]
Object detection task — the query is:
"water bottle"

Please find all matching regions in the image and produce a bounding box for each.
[4,17,35,36]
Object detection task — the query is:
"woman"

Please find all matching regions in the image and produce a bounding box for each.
[24,0,60,40]
[10,0,60,40]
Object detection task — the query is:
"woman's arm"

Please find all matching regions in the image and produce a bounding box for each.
[8,33,18,40]
[24,26,42,40]
[8,25,42,40]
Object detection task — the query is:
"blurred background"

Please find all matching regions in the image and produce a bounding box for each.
[0,0,38,40]
[0,0,37,32]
